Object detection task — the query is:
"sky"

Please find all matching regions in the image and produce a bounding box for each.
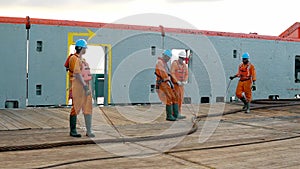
[0,0,299,36]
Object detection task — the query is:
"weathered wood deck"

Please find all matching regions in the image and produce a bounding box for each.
[0,103,299,169]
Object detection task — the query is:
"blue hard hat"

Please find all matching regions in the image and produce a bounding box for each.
[163,49,172,58]
[75,39,87,48]
[242,52,250,59]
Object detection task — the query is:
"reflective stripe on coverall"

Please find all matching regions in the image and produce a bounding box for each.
[235,62,256,102]
[155,57,178,105]
[69,54,92,116]
[171,60,188,112]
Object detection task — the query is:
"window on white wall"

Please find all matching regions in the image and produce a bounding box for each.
[233,49,237,58]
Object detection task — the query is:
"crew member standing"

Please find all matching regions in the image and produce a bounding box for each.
[230,52,256,113]
[68,39,95,137]
[155,49,180,121]
[171,51,188,119]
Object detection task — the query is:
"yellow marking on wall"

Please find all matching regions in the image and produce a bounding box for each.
[65,29,112,105]
[65,29,95,105]
[69,29,96,41]
[85,43,112,104]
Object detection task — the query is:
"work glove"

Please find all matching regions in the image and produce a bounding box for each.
[84,85,91,96]
[182,81,188,85]
[229,76,236,80]
[252,82,256,91]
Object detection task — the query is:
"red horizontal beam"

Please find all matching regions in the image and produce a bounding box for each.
[1,16,300,42]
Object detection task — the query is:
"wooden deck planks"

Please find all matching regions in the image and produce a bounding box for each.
[171,137,300,169]
[0,110,21,130]
[0,120,8,130]
[3,109,52,129]
[0,104,299,168]
[4,109,38,129]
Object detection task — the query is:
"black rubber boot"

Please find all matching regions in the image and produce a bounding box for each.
[84,114,95,138]
[166,105,176,121]
[173,104,186,119]
[70,115,82,137]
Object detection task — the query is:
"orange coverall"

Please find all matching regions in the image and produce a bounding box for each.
[69,54,92,115]
[235,62,256,102]
[155,57,178,105]
[171,60,188,112]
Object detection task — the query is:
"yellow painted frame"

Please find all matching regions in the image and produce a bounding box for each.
[65,35,112,105]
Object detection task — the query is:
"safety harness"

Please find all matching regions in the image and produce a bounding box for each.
[155,57,175,89]
[238,62,252,81]
[173,60,187,82]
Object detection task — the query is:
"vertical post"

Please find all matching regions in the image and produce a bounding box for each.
[25,16,31,106]
[93,74,98,105]
[159,25,165,50]
[104,46,108,106]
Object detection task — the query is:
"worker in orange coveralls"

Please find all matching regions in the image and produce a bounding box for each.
[68,39,95,137]
[155,49,180,121]
[230,52,256,113]
[170,51,188,119]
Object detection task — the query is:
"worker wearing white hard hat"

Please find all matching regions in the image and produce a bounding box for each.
[155,49,180,121]
[170,50,188,119]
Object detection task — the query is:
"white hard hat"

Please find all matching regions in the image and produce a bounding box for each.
[178,51,186,58]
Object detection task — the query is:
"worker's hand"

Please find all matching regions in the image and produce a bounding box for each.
[84,85,91,96]
[182,81,188,85]
[86,89,91,96]
[83,85,89,91]
[252,82,256,91]
[229,76,236,80]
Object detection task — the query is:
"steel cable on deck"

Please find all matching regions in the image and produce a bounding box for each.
[194,99,300,121]
[25,99,300,168]
[0,122,198,152]
[0,99,299,153]
[35,99,300,169]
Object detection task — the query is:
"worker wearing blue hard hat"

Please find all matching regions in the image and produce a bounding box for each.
[75,39,88,49]
[67,39,95,138]
[230,52,256,113]
[163,49,172,58]
[242,52,250,59]
[155,49,180,121]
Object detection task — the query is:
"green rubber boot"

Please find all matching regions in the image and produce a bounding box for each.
[241,97,247,110]
[69,115,81,137]
[173,104,186,119]
[166,105,176,121]
[84,114,95,137]
[245,102,250,113]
